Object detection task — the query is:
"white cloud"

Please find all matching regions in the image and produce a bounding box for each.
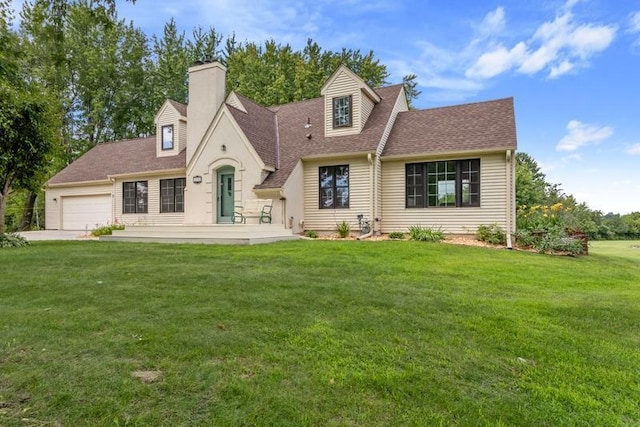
[630,11,640,33]
[466,42,527,79]
[549,60,574,78]
[628,143,640,155]
[629,11,640,49]
[478,7,506,38]
[467,0,616,80]
[556,120,613,151]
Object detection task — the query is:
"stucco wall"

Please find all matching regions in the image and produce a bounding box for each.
[185,111,266,224]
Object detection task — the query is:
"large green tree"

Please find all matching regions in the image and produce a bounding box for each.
[225,39,390,106]
[515,152,551,208]
[0,6,58,233]
[21,0,150,154]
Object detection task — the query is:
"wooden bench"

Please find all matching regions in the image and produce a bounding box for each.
[232,199,273,224]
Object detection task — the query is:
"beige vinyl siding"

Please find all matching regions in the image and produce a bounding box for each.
[45,183,114,230]
[280,160,305,233]
[156,104,185,158]
[381,153,509,234]
[178,119,187,152]
[114,175,185,226]
[303,157,372,231]
[373,90,409,229]
[360,94,375,131]
[324,70,362,138]
[376,89,409,156]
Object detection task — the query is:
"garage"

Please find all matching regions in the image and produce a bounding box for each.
[61,194,112,230]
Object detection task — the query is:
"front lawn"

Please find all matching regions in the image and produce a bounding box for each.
[1,241,638,425]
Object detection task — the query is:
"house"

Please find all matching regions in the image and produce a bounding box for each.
[45,61,517,242]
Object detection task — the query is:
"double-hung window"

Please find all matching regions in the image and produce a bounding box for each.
[406,159,480,208]
[319,165,349,209]
[332,95,352,128]
[123,181,148,214]
[160,178,186,213]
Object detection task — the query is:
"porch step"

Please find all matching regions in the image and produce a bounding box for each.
[100,224,299,245]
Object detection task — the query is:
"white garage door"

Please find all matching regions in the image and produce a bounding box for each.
[62,194,112,230]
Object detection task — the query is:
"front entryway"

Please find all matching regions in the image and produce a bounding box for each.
[216,166,235,223]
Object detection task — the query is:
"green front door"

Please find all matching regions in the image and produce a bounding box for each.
[217,167,235,223]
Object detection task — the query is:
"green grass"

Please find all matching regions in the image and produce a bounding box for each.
[1,240,639,425]
[590,239,640,262]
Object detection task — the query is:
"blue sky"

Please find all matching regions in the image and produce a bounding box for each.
[12,0,640,214]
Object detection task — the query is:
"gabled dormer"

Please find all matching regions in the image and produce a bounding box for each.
[154,99,187,158]
[320,64,381,138]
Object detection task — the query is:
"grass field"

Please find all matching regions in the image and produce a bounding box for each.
[1,240,639,425]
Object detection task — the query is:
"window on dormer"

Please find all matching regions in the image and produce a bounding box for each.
[161,125,174,150]
[333,95,352,128]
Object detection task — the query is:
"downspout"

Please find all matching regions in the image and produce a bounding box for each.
[109,177,116,226]
[505,150,513,249]
[357,153,375,240]
[279,190,287,230]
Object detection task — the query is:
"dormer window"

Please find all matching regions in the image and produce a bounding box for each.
[333,95,352,128]
[161,125,174,150]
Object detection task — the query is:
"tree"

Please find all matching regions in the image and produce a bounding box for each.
[515,152,550,208]
[148,18,191,107]
[20,0,150,155]
[225,38,390,106]
[402,74,421,109]
[1,10,58,233]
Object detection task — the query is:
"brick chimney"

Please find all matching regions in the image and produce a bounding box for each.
[186,61,227,164]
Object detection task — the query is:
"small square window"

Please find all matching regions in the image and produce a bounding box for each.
[161,125,174,150]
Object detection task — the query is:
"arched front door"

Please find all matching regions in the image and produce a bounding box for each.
[216,166,235,223]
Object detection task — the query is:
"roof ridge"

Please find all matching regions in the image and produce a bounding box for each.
[96,136,155,146]
[167,99,187,107]
[408,97,514,114]
[231,92,277,115]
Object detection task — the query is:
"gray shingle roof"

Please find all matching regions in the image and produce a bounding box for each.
[47,137,186,185]
[383,97,517,157]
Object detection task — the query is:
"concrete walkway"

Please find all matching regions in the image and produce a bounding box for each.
[17,230,97,241]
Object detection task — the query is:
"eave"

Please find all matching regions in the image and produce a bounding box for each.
[107,167,186,180]
[380,147,515,162]
[45,179,112,189]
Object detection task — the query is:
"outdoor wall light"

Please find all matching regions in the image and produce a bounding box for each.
[221,144,227,151]
[192,175,203,184]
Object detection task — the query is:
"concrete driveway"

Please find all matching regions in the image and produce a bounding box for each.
[17,230,97,241]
